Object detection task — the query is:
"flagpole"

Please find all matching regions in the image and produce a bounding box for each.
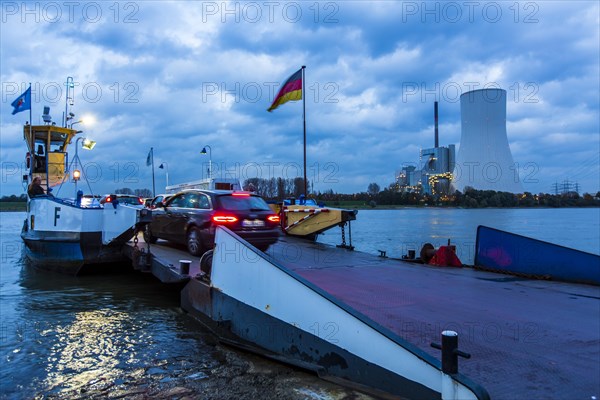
[151,147,156,197]
[28,83,33,180]
[302,65,307,195]
[28,83,32,128]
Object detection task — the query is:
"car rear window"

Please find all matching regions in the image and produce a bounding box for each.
[119,196,141,205]
[217,195,271,211]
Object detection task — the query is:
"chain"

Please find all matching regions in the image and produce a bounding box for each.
[133,228,139,249]
[340,223,346,246]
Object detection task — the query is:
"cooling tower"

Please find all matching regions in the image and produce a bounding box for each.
[452,89,523,193]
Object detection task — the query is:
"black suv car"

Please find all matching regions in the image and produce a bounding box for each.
[144,190,281,256]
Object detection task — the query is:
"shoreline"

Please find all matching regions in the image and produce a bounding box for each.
[0,203,26,212]
[2,204,599,212]
[343,205,600,210]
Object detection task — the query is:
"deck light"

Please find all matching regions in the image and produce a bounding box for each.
[71,136,96,192]
[70,115,95,129]
[82,138,96,150]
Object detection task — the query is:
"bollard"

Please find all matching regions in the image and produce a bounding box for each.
[441,330,459,374]
[431,331,472,400]
[431,330,471,374]
[179,259,191,275]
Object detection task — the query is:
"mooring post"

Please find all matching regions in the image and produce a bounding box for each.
[442,330,458,373]
[431,330,471,400]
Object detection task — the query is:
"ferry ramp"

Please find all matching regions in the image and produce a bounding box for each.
[127,231,600,399]
[267,236,600,400]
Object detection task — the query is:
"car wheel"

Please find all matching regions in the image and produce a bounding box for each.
[187,227,205,256]
[144,225,158,244]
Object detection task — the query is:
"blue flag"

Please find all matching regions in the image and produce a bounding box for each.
[146,148,153,166]
[11,87,31,115]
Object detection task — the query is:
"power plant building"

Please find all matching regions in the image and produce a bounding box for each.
[419,145,455,195]
[395,102,456,195]
[452,89,523,193]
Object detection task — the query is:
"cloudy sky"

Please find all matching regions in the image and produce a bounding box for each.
[1,1,599,196]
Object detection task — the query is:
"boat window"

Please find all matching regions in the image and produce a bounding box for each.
[35,142,46,155]
[215,182,233,190]
[50,142,64,152]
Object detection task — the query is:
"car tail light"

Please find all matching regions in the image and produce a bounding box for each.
[212,214,238,223]
[137,197,143,204]
[232,192,250,197]
[105,195,115,203]
[267,215,280,223]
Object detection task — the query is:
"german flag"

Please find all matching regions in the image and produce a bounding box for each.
[267,68,302,112]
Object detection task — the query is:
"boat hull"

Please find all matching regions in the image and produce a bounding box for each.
[21,196,141,275]
[21,229,127,275]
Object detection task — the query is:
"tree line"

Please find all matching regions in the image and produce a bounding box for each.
[0,194,28,202]
[3,180,599,208]
[243,177,307,199]
[242,178,600,207]
[322,185,600,208]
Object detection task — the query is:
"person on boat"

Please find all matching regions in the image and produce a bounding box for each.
[27,177,45,197]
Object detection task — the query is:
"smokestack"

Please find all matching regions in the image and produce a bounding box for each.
[434,101,439,148]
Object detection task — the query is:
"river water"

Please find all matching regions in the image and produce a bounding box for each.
[1,208,599,399]
[318,207,600,264]
[0,212,370,400]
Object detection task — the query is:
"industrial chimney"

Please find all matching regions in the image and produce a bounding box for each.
[434,101,439,148]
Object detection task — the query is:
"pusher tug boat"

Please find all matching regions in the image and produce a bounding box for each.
[19,92,149,275]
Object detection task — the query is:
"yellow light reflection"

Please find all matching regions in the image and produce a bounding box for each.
[41,309,134,394]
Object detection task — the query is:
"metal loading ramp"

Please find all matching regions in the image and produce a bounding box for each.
[136,227,600,399]
[266,236,600,400]
[182,227,490,400]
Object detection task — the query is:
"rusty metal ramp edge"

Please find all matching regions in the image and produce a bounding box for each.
[184,226,490,400]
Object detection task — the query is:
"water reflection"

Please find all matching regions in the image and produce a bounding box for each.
[42,309,126,394]
[3,252,194,398]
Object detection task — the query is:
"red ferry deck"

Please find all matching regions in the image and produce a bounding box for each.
[127,234,600,399]
[267,237,600,399]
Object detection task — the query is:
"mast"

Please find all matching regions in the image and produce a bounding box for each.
[302,66,307,195]
[64,77,74,127]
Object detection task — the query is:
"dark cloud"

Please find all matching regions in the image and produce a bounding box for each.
[1,1,598,195]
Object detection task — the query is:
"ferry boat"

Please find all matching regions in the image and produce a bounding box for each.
[19,102,148,275]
